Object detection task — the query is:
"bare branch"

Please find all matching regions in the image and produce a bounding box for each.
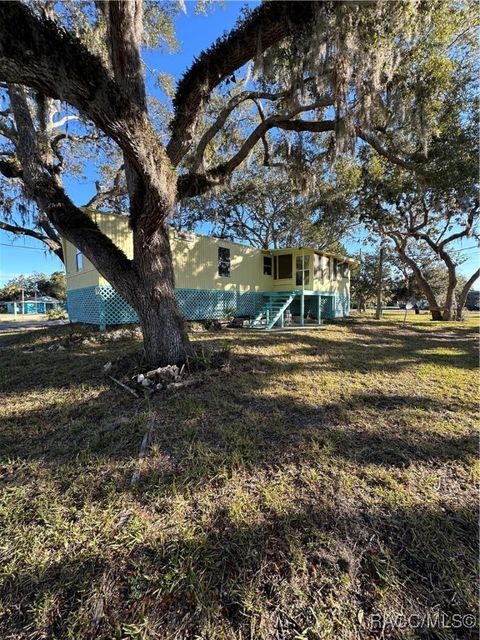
[191,89,290,172]
[167,1,323,165]
[178,103,334,199]
[0,219,63,260]
[438,206,478,248]
[84,165,126,209]
[357,128,423,173]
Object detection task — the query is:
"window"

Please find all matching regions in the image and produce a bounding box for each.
[218,247,231,277]
[263,256,272,276]
[332,258,338,279]
[275,254,292,280]
[341,263,349,278]
[314,254,322,280]
[296,255,310,286]
[325,257,331,281]
[76,250,84,271]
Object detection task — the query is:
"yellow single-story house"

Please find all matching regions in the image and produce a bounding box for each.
[63,211,354,329]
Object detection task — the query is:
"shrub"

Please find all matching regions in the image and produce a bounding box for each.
[47,307,68,320]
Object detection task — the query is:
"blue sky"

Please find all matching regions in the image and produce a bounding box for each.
[0,0,478,285]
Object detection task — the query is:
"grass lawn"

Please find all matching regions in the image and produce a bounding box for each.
[0,313,478,639]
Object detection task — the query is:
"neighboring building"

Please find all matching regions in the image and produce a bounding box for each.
[3,296,62,315]
[62,211,354,330]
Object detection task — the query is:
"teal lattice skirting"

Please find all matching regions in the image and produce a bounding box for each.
[67,286,349,329]
[335,293,350,317]
[67,286,266,329]
[66,287,101,325]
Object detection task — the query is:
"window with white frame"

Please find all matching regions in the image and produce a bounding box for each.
[76,250,84,271]
[295,255,310,286]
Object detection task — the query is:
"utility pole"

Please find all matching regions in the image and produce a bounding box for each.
[375,243,384,320]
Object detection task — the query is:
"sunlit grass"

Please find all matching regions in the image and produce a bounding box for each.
[0,313,478,639]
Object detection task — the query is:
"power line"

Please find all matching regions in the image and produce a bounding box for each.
[0,242,49,252]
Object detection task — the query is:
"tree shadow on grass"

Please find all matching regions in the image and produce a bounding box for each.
[0,323,478,639]
[0,322,477,469]
[1,499,477,639]
[1,373,477,472]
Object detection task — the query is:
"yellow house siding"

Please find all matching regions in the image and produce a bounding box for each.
[64,213,272,292]
[312,253,352,294]
[64,239,101,289]
[63,212,352,299]
[170,232,271,291]
[63,212,132,290]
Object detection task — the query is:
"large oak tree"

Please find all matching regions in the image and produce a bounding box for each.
[0,0,472,363]
[0,1,343,365]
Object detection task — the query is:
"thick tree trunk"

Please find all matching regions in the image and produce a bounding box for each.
[132,221,188,366]
[441,256,457,321]
[137,297,188,367]
[395,245,443,320]
[99,2,188,366]
[429,304,443,321]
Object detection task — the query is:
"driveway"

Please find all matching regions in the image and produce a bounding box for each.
[0,318,69,333]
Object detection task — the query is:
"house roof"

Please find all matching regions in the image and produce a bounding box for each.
[0,296,61,304]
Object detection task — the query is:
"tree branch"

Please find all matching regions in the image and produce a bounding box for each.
[84,165,126,209]
[0,219,63,261]
[0,155,22,179]
[167,1,324,166]
[0,2,176,217]
[438,206,477,248]
[50,113,81,130]
[8,84,135,290]
[357,128,423,173]
[178,106,335,199]
[388,234,441,310]
[190,89,295,172]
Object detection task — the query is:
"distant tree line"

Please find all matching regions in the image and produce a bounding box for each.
[0,272,66,301]
[350,248,472,316]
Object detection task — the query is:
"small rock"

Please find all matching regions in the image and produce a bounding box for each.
[188,321,206,333]
[103,362,112,373]
[48,343,66,352]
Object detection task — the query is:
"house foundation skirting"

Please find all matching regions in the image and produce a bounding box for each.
[66,285,349,329]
